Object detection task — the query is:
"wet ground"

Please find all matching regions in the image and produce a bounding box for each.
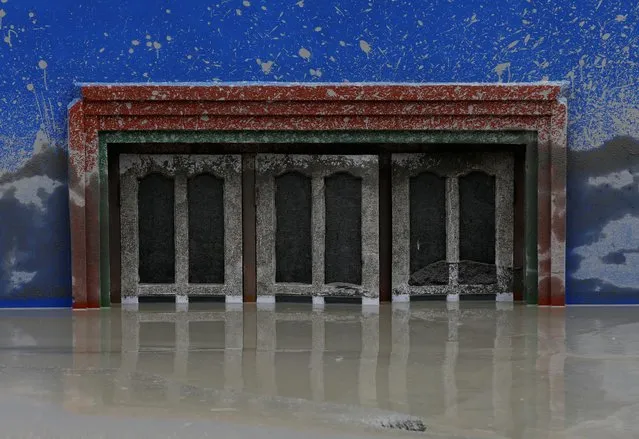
[0,302,638,438]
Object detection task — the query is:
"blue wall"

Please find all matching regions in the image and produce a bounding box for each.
[0,0,637,305]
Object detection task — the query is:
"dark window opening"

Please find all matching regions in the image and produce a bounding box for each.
[324,172,362,285]
[275,171,313,283]
[408,172,447,286]
[459,171,496,284]
[138,173,175,283]
[188,173,225,284]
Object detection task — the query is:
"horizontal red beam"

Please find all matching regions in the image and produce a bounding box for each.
[99,114,543,132]
[81,83,564,103]
[83,100,555,118]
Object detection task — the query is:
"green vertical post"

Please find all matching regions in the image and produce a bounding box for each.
[525,142,538,305]
[99,138,111,307]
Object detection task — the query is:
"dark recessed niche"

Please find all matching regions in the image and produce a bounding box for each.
[324,172,362,285]
[275,171,312,284]
[138,173,175,283]
[188,173,225,284]
[408,172,447,285]
[459,171,496,284]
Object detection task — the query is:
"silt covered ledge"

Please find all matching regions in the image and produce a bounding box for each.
[67,82,568,309]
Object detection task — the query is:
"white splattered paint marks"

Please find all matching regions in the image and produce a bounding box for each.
[38,60,48,89]
[256,58,274,74]
[494,62,511,82]
[298,47,311,60]
[359,39,371,54]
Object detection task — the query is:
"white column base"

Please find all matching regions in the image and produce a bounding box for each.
[446,293,460,302]
[496,292,514,302]
[312,296,325,306]
[392,294,410,303]
[257,295,276,305]
[121,296,138,310]
[175,295,189,304]
[225,295,243,304]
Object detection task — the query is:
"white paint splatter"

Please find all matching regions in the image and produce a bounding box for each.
[298,47,311,60]
[296,0,304,6]
[243,0,250,6]
[26,83,34,91]
[494,62,511,82]
[359,39,371,54]
[314,26,322,32]
[132,40,140,46]
[256,58,274,74]
[236,8,242,15]
[615,14,627,22]
[38,60,48,90]
[310,68,322,77]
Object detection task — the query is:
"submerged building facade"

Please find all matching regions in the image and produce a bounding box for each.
[0,0,637,307]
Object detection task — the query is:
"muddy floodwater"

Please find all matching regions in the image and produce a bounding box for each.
[0,302,637,438]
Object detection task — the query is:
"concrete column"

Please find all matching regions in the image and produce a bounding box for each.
[446,177,460,301]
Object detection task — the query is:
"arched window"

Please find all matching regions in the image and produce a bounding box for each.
[275,171,312,284]
[324,172,362,285]
[188,173,225,284]
[138,173,175,283]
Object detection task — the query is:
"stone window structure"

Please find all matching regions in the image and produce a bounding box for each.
[119,154,243,304]
[256,154,379,305]
[392,152,514,301]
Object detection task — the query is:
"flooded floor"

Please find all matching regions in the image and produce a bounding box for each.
[0,302,638,438]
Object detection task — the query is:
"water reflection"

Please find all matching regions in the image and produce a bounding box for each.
[59,302,563,437]
[4,304,639,437]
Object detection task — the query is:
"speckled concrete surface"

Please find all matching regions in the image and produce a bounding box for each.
[0,303,637,438]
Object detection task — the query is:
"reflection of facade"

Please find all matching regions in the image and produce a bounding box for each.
[63,304,567,437]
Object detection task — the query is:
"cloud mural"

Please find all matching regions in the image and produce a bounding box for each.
[0,128,70,306]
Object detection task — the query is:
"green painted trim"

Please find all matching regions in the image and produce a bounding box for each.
[99,136,111,307]
[98,129,538,307]
[102,130,536,145]
[524,142,539,304]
